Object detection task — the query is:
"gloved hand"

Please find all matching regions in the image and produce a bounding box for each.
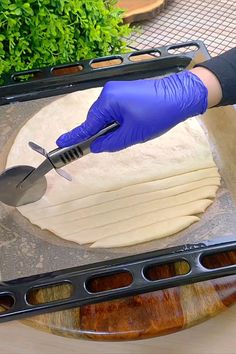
[56,71,208,152]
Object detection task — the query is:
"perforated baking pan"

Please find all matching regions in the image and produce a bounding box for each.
[0,40,235,323]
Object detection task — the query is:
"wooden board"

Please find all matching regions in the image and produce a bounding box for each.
[21,251,236,340]
[1,306,236,354]
[117,0,168,23]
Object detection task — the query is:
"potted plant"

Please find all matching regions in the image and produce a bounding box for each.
[0,0,131,83]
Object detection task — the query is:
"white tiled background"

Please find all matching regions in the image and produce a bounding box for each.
[130,0,236,56]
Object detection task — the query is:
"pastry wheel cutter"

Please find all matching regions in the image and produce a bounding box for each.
[0,122,118,207]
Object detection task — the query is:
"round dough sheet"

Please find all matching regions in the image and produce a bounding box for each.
[6,88,220,248]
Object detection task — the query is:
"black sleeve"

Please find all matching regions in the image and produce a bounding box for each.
[195,47,236,106]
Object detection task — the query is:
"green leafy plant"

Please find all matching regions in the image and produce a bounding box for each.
[0,0,131,82]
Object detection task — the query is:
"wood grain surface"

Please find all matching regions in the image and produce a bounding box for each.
[1,306,236,354]
[117,0,168,23]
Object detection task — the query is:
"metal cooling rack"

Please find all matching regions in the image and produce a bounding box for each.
[130,0,236,57]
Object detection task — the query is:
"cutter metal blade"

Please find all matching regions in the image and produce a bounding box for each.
[0,122,118,207]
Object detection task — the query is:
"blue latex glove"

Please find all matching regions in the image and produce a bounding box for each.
[56,71,208,152]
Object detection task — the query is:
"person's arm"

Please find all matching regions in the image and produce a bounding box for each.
[190,67,222,108]
[56,48,236,153]
[194,47,236,106]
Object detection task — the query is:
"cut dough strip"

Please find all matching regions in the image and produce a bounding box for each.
[64,199,213,244]
[44,185,218,235]
[29,176,220,223]
[90,216,200,248]
[19,167,219,217]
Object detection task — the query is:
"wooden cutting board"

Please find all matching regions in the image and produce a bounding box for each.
[117,0,168,23]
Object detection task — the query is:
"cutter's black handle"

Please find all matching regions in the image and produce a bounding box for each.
[47,122,119,169]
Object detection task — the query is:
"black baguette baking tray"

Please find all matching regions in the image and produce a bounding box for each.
[1,40,209,105]
[0,237,236,323]
[0,40,236,323]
